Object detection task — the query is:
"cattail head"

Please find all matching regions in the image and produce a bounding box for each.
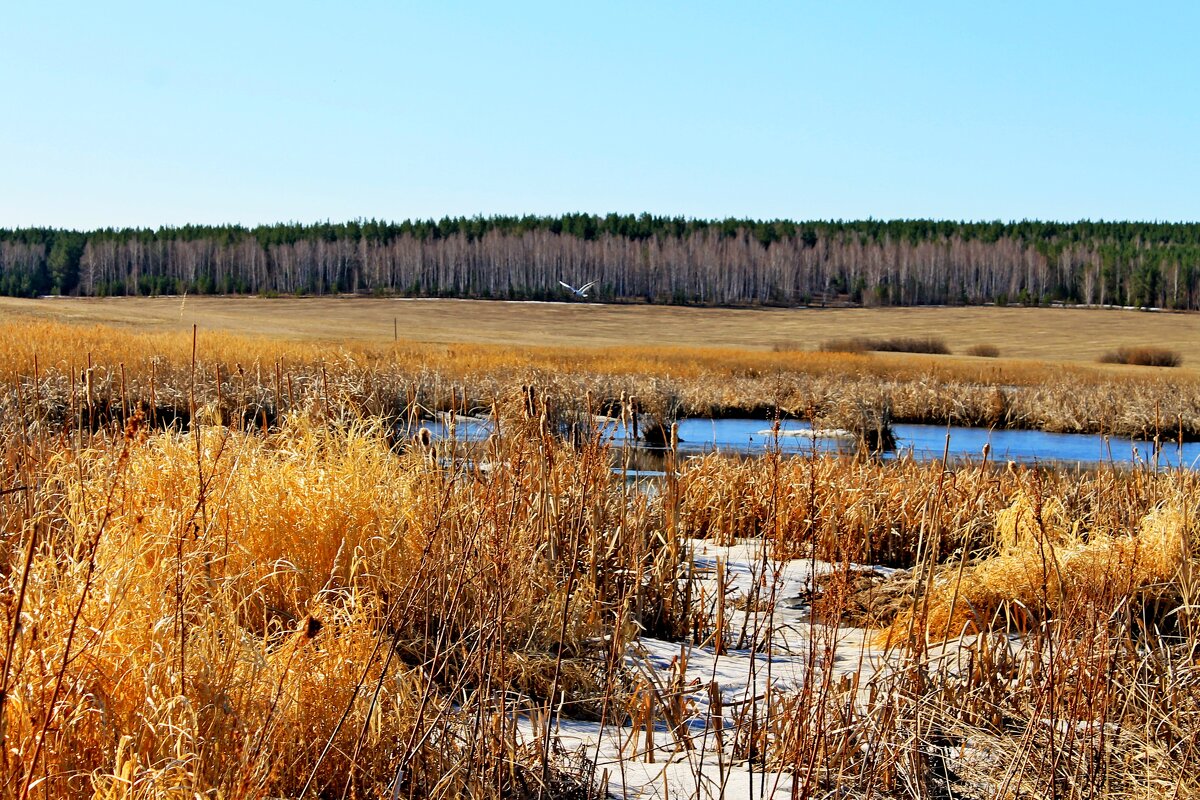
[417,427,433,449]
[299,615,323,641]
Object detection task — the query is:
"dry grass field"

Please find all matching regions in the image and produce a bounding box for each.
[3,295,1199,368]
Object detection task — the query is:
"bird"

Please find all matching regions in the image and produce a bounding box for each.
[558,280,596,298]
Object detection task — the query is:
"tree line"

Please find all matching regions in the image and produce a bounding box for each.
[3,215,1200,309]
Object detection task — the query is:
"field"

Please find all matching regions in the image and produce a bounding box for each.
[5,295,1200,366]
[2,298,1200,799]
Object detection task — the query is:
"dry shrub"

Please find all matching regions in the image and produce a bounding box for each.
[818,337,870,354]
[1099,345,1182,367]
[869,336,951,355]
[819,335,949,355]
[965,343,1000,358]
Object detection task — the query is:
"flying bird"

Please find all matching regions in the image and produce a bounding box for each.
[558,280,596,298]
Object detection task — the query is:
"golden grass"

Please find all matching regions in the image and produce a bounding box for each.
[4,407,1200,796]
[879,493,1194,647]
[675,451,1197,563]
[670,452,1200,797]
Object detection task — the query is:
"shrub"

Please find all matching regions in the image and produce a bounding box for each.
[1099,346,1182,367]
[966,343,1000,358]
[819,336,949,355]
[873,336,950,354]
[818,337,869,354]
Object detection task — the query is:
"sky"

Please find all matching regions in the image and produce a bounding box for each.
[2,1,1198,229]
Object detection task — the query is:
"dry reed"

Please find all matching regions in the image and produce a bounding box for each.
[4,318,1200,441]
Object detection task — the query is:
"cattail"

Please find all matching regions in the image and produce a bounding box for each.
[299,614,323,641]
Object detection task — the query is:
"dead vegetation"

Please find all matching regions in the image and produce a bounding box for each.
[821,335,952,355]
[4,318,1200,444]
[2,316,1200,798]
[698,456,1200,799]
[965,343,1000,358]
[1099,345,1183,367]
[0,394,698,798]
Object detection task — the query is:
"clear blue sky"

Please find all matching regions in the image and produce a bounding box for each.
[2,2,1198,228]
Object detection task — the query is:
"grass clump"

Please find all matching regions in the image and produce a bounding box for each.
[1099,345,1182,367]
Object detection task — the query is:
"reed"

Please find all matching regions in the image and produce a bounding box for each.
[4,318,1200,442]
[673,454,1191,564]
[719,459,1200,798]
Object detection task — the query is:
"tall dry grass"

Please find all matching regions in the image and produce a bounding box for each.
[879,492,1192,646]
[3,318,1200,441]
[673,453,1192,566]
[0,399,698,798]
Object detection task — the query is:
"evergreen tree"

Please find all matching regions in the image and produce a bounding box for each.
[47,233,85,295]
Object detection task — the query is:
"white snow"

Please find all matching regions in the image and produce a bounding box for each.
[521,539,896,798]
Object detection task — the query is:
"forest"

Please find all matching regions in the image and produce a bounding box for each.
[3,215,1200,309]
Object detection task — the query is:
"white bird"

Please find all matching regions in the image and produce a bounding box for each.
[558,280,596,298]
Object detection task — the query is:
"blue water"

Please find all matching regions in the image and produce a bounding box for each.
[893,423,1199,467]
[673,419,851,456]
[416,417,1200,469]
[673,418,1200,469]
